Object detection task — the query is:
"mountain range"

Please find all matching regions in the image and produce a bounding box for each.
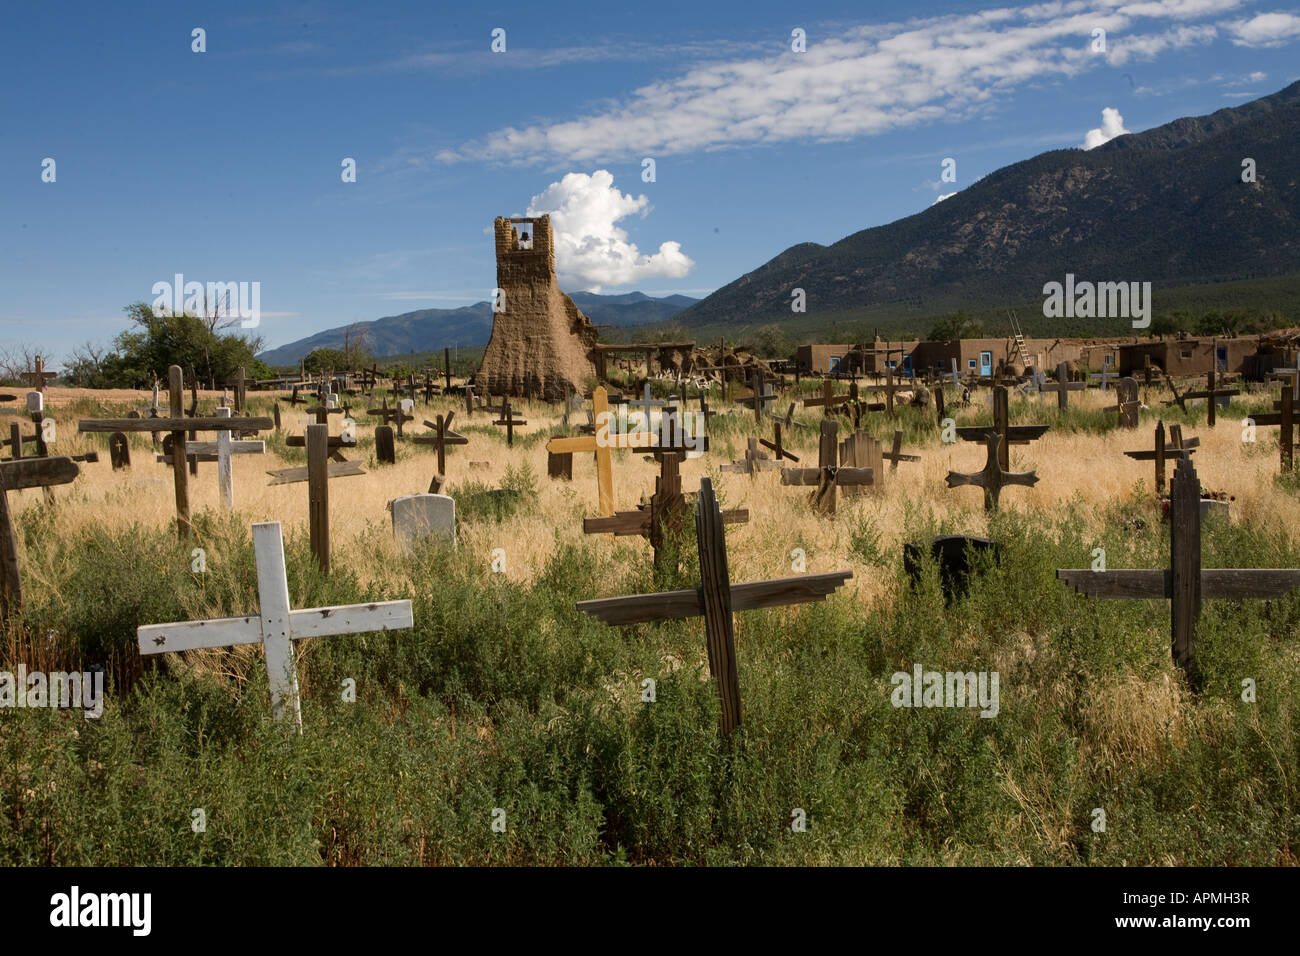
[258,291,698,366]
[675,79,1300,332]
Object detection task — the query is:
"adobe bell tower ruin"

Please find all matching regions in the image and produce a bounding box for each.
[475,215,600,399]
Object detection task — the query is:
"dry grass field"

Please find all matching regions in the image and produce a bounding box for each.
[2,376,1297,866]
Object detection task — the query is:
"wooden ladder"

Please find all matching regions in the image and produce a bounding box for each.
[1008,310,1033,370]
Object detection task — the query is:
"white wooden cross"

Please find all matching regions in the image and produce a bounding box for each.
[137,521,414,730]
[1089,355,1116,391]
[157,407,264,509]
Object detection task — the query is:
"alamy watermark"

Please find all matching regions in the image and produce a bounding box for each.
[1042,273,1151,329]
[891,664,999,717]
[151,273,260,328]
[0,666,103,718]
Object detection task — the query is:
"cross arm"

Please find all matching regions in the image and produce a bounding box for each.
[576,571,853,625]
[0,456,80,491]
[80,417,273,433]
[138,600,413,654]
[1056,569,1169,598]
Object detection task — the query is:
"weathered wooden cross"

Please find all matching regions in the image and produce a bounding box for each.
[1181,370,1240,427]
[1108,376,1141,428]
[872,369,911,417]
[79,366,272,538]
[881,429,921,472]
[577,478,852,736]
[758,419,799,463]
[1058,457,1300,682]
[367,396,413,437]
[137,521,414,731]
[957,386,1050,471]
[1039,362,1085,411]
[583,452,748,571]
[802,379,850,416]
[21,355,58,394]
[721,437,782,477]
[493,396,527,447]
[545,387,619,516]
[781,418,875,515]
[946,433,1039,511]
[1124,420,1198,492]
[1088,355,1116,391]
[156,407,265,509]
[265,424,364,573]
[0,457,79,609]
[1246,381,1297,473]
[738,366,775,423]
[414,412,469,490]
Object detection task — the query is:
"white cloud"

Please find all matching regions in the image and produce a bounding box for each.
[436,0,1253,165]
[1226,11,1300,46]
[1082,107,1130,148]
[931,192,957,206]
[524,170,694,292]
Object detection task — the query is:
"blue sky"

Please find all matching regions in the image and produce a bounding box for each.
[2,0,1298,361]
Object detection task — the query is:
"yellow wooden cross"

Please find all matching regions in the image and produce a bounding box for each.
[544,386,637,516]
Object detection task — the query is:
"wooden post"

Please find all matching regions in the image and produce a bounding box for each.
[445,347,453,392]
[375,425,396,465]
[0,457,80,609]
[307,424,330,573]
[696,478,742,736]
[1170,456,1201,675]
[168,365,191,539]
[216,407,234,509]
[1156,420,1167,492]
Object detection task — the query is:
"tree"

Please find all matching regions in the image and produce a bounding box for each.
[303,348,346,374]
[927,310,984,341]
[750,323,793,359]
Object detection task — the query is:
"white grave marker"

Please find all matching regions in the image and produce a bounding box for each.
[137,521,414,730]
[390,493,456,550]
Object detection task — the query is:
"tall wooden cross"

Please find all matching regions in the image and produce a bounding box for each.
[79,366,272,538]
[781,418,874,515]
[946,433,1039,511]
[137,521,414,731]
[0,457,79,609]
[944,358,962,390]
[1124,420,1198,492]
[265,424,364,573]
[414,412,469,489]
[1246,382,1297,473]
[545,387,619,516]
[956,386,1050,471]
[156,407,265,509]
[1058,457,1300,682]
[493,396,527,447]
[739,366,775,423]
[1108,376,1141,428]
[1039,362,1085,411]
[577,479,852,736]
[1182,370,1240,427]
[21,356,58,394]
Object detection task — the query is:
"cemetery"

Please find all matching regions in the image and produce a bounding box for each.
[1,353,1299,867]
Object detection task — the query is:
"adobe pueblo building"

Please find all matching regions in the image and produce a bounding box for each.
[476,215,601,399]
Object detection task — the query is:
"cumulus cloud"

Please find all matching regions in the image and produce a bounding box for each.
[524,170,693,291]
[1082,107,1130,149]
[1226,11,1300,46]
[437,0,1252,165]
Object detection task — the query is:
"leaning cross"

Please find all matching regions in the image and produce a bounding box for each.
[79,365,272,538]
[577,478,852,736]
[137,521,413,731]
[780,418,874,515]
[0,457,79,609]
[881,429,921,472]
[1039,362,1085,411]
[946,433,1039,511]
[1057,457,1300,683]
[721,437,782,477]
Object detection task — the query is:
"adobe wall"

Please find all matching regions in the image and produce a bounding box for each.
[476,215,600,399]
